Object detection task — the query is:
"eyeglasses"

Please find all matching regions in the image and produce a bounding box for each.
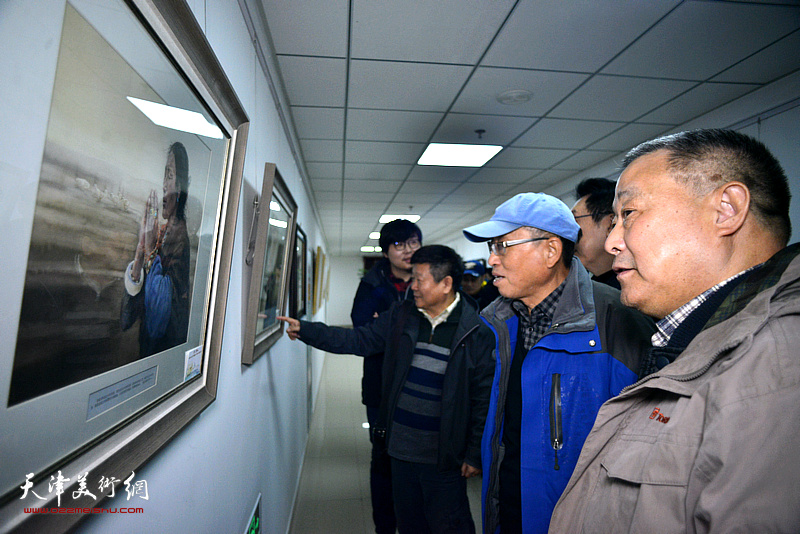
[488,237,547,256]
[573,213,594,220]
[391,237,421,251]
[573,211,612,222]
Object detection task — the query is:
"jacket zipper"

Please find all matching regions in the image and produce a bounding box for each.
[550,373,563,470]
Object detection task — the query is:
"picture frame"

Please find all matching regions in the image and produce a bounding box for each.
[242,164,297,365]
[313,246,327,314]
[289,226,308,319]
[0,0,248,531]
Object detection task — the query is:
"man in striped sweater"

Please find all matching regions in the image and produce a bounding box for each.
[279,245,495,533]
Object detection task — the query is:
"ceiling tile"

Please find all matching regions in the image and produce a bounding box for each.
[587,123,673,152]
[346,109,443,142]
[549,75,696,121]
[713,30,800,84]
[351,0,515,64]
[311,178,342,191]
[432,113,536,145]
[348,60,472,111]
[277,56,346,107]
[301,139,343,162]
[344,191,395,203]
[452,67,588,116]
[261,0,349,56]
[343,180,400,193]
[467,168,534,184]
[482,0,680,71]
[407,166,477,183]
[551,149,618,171]
[639,82,760,124]
[292,106,345,139]
[306,162,342,179]
[345,141,426,164]
[344,163,412,181]
[398,181,459,196]
[602,2,800,80]
[488,147,575,169]
[514,118,624,149]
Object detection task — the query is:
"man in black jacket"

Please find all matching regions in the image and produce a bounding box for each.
[350,218,422,533]
[280,245,495,534]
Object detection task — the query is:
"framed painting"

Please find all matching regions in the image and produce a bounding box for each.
[242,164,297,364]
[290,226,308,319]
[0,0,248,531]
[313,246,327,314]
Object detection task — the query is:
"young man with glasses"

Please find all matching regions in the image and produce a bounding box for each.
[571,178,618,288]
[463,193,654,534]
[350,218,422,534]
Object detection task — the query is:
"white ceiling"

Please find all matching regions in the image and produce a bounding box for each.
[257,0,800,255]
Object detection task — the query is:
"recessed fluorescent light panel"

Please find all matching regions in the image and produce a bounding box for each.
[417,143,502,167]
[379,214,420,224]
[360,246,383,253]
[127,97,223,139]
[369,232,381,240]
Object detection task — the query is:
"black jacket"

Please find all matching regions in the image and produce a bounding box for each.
[350,259,412,407]
[301,295,495,471]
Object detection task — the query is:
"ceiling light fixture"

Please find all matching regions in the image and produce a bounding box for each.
[369,232,381,239]
[361,246,376,253]
[379,214,420,224]
[496,89,532,105]
[127,96,223,139]
[417,143,502,167]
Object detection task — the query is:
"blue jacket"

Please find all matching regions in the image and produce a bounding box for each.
[479,260,654,534]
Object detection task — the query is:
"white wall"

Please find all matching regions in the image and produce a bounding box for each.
[326,255,365,326]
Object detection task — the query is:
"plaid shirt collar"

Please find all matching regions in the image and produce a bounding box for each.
[512,279,566,351]
[652,266,760,347]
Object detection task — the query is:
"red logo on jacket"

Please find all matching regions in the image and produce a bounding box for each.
[649,407,670,424]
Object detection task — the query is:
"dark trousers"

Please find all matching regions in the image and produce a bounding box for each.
[367,406,396,533]
[390,457,475,534]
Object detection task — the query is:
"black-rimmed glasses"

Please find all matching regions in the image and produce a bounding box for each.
[488,237,547,256]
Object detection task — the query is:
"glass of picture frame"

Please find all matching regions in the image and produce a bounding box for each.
[0,0,248,531]
[242,164,297,364]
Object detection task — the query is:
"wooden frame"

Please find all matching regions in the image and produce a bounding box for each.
[242,164,297,364]
[0,0,248,531]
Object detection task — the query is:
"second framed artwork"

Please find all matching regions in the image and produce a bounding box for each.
[243,164,297,365]
[289,226,308,319]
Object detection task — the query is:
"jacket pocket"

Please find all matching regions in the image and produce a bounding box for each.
[550,373,563,470]
[591,432,701,531]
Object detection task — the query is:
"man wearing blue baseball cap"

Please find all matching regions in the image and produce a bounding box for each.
[463,192,654,534]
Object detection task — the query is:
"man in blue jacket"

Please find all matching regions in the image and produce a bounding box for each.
[281,245,495,533]
[462,193,654,534]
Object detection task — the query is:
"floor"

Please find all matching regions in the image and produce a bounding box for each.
[290,354,483,533]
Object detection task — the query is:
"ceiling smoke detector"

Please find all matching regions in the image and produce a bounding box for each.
[496,89,532,105]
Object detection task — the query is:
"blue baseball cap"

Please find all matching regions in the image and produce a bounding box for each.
[463,192,580,243]
[463,260,485,277]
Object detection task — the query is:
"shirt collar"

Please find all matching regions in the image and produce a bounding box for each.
[652,265,760,347]
[419,292,460,329]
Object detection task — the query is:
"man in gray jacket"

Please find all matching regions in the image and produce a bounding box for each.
[549,128,800,533]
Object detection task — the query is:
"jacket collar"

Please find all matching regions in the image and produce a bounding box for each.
[481,257,596,335]
[623,243,800,395]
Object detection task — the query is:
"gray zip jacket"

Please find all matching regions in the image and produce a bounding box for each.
[549,244,800,533]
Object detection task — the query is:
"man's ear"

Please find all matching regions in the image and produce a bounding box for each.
[715,181,750,236]
[544,237,562,269]
[441,275,453,294]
